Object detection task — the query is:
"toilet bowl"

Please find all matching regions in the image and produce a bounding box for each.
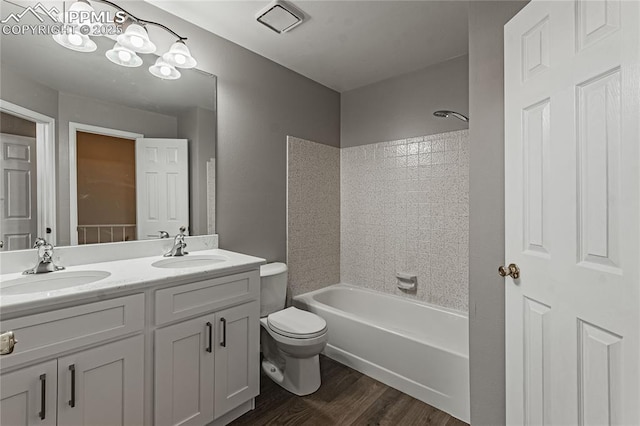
[259,263,328,396]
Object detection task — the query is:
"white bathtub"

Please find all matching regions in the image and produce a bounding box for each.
[293,284,470,423]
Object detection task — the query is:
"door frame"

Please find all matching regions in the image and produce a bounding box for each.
[0,99,57,245]
[68,122,143,245]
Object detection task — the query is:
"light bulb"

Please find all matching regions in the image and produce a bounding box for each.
[130,35,143,48]
[68,33,83,46]
[174,54,186,65]
[160,66,171,76]
[117,50,132,62]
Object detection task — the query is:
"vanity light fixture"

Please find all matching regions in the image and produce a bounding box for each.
[52,0,197,80]
[106,42,143,67]
[52,32,97,52]
[149,58,181,80]
[117,21,156,54]
[162,41,197,69]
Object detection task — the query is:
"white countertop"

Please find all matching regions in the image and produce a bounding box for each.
[0,248,266,316]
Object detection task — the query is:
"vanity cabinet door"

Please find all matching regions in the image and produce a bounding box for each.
[57,335,144,426]
[214,301,259,419]
[0,360,57,426]
[155,314,215,426]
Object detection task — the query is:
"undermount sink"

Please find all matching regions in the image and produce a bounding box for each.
[152,255,229,269]
[0,271,112,295]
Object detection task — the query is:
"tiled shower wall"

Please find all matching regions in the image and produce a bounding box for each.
[341,130,469,312]
[287,136,341,298]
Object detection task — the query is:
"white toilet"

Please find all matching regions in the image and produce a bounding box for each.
[259,262,328,396]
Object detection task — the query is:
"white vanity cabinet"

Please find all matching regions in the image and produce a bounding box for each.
[155,313,216,426]
[1,338,144,426]
[153,271,260,426]
[56,336,145,426]
[1,265,262,426]
[1,360,57,426]
[0,295,146,426]
[213,302,259,418]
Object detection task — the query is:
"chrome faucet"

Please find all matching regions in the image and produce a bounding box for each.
[164,226,188,257]
[23,238,65,275]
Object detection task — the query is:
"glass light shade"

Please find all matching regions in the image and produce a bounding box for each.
[149,58,181,80]
[117,23,156,54]
[52,32,97,52]
[162,41,197,69]
[106,43,143,67]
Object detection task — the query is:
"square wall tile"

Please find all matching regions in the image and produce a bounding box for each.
[341,130,469,312]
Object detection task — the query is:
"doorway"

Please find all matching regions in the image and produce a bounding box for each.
[76,131,137,245]
[69,123,190,245]
[69,123,143,245]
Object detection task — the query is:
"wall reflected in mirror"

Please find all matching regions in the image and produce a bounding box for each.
[0,2,216,251]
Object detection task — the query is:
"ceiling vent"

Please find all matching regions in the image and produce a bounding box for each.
[256,1,306,34]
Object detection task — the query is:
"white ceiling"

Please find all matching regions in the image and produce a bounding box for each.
[146,1,469,92]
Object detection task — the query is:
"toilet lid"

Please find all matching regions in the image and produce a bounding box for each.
[267,307,327,338]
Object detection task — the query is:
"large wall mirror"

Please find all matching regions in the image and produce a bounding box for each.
[0,0,216,251]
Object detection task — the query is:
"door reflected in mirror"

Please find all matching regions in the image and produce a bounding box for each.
[0,113,38,251]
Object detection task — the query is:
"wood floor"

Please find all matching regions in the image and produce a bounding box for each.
[230,355,468,426]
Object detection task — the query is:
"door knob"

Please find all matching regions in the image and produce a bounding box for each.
[499,263,520,279]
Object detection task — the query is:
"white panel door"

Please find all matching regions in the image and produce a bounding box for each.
[136,138,189,239]
[0,133,37,250]
[57,335,144,426]
[504,1,639,425]
[0,360,57,426]
[155,314,215,426]
[214,301,259,419]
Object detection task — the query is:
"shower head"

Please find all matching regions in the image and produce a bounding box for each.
[433,110,469,123]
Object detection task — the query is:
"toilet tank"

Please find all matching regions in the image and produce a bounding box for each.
[259,262,288,317]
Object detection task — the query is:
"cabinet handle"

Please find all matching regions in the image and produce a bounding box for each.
[205,322,212,353]
[68,364,76,408]
[220,318,227,347]
[39,374,46,420]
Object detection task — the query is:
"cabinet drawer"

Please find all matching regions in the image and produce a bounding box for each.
[0,294,144,370]
[155,271,259,325]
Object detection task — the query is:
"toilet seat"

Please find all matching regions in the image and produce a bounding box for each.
[267,307,327,339]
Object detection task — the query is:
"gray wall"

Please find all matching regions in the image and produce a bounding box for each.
[468,2,527,425]
[128,3,341,262]
[1,112,36,137]
[178,106,216,236]
[341,55,469,148]
[0,67,59,122]
[57,92,178,245]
